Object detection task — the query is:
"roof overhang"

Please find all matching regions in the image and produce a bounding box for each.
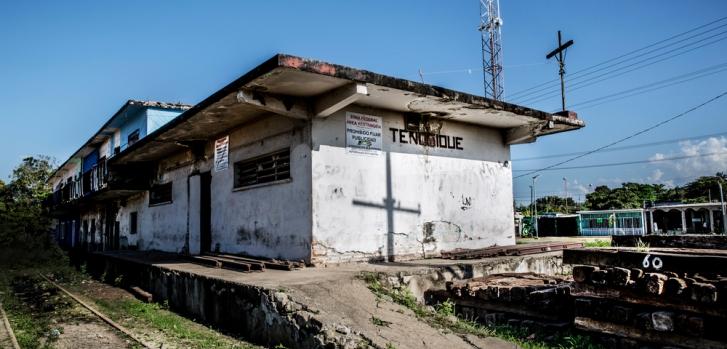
[48,100,191,183]
[112,54,585,165]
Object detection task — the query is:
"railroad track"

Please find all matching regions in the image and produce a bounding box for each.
[441,241,584,260]
[0,298,20,349]
[38,274,155,349]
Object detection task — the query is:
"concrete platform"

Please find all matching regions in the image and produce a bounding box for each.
[83,250,564,348]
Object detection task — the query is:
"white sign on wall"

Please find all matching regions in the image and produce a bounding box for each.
[346,112,382,155]
[214,136,229,172]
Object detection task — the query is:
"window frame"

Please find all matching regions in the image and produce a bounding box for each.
[129,212,138,235]
[149,182,173,206]
[127,129,140,147]
[233,148,291,191]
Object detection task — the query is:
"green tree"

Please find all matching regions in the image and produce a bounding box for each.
[535,195,582,214]
[0,156,58,262]
[584,174,727,210]
[586,182,665,210]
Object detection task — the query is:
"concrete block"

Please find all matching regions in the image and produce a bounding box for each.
[609,267,631,287]
[635,312,653,330]
[645,273,668,295]
[574,298,593,317]
[487,286,500,299]
[510,286,526,301]
[573,265,598,283]
[691,282,718,303]
[664,277,688,297]
[591,269,609,286]
[498,287,511,302]
[651,311,675,332]
[630,268,644,280]
[676,314,704,336]
[608,305,632,324]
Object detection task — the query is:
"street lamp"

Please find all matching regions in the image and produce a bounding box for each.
[532,175,540,238]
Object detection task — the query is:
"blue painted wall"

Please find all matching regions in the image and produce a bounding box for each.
[146,108,182,134]
[118,107,147,151]
[82,150,98,173]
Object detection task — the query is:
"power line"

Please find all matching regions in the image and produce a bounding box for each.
[513,91,727,179]
[513,150,727,172]
[508,16,727,100]
[518,30,727,105]
[513,131,727,161]
[513,24,727,102]
[417,62,547,76]
[555,62,727,111]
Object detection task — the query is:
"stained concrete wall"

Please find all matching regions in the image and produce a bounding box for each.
[310,106,514,263]
[80,106,514,263]
[109,114,312,261]
[208,114,312,261]
[80,206,104,247]
[115,154,192,253]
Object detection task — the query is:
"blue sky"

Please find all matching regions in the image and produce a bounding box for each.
[1,1,726,204]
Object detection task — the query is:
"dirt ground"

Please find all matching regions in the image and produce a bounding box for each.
[286,272,521,349]
[53,322,131,349]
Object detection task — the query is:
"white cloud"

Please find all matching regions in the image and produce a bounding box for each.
[570,179,590,195]
[648,169,663,181]
[649,136,727,182]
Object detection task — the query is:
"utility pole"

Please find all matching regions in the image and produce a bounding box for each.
[529,185,534,216]
[532,175,540,238]
[546,31,574,111]
[563,177,568,212]
[479,0,504,100]
[720,182,726,234]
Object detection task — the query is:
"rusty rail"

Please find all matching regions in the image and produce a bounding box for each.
[39,274,154,349]
[0,300,20,349]
[441,242,584,260]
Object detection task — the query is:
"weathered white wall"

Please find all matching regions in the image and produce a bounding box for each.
[99,138,112,159]
[80,208,103,246]
[110,114,312,261]
[310,106,514,263]
[117,193,145,249]
[208,114,312,261]
[114,153,192,253]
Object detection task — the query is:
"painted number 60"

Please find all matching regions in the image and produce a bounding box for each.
[642,254,663,270]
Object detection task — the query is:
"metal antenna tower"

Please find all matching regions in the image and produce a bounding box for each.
[478,0,504,100]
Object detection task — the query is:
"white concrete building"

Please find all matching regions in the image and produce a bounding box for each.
[49,54,584,264]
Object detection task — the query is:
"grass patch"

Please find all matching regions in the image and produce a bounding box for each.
[87,293,259,349]
[370,315,392,327]
[583,240,611,248]
[360,272,602,349]
[1,254,260,349]
[0,260,89,349]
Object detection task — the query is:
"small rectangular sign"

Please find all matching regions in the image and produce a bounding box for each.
[214,136,229,172]
[346,112,382,155]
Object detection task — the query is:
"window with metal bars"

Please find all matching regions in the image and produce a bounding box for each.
[234,148,290,189]
[149,182,173,206]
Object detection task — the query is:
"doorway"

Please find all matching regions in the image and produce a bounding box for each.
[200,171,212,253]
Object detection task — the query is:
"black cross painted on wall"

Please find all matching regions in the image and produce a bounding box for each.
[352,152,421,262]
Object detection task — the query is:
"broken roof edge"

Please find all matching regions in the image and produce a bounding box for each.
[275,54,558,121]
[48,99,192,183]
[111,53,583,166]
